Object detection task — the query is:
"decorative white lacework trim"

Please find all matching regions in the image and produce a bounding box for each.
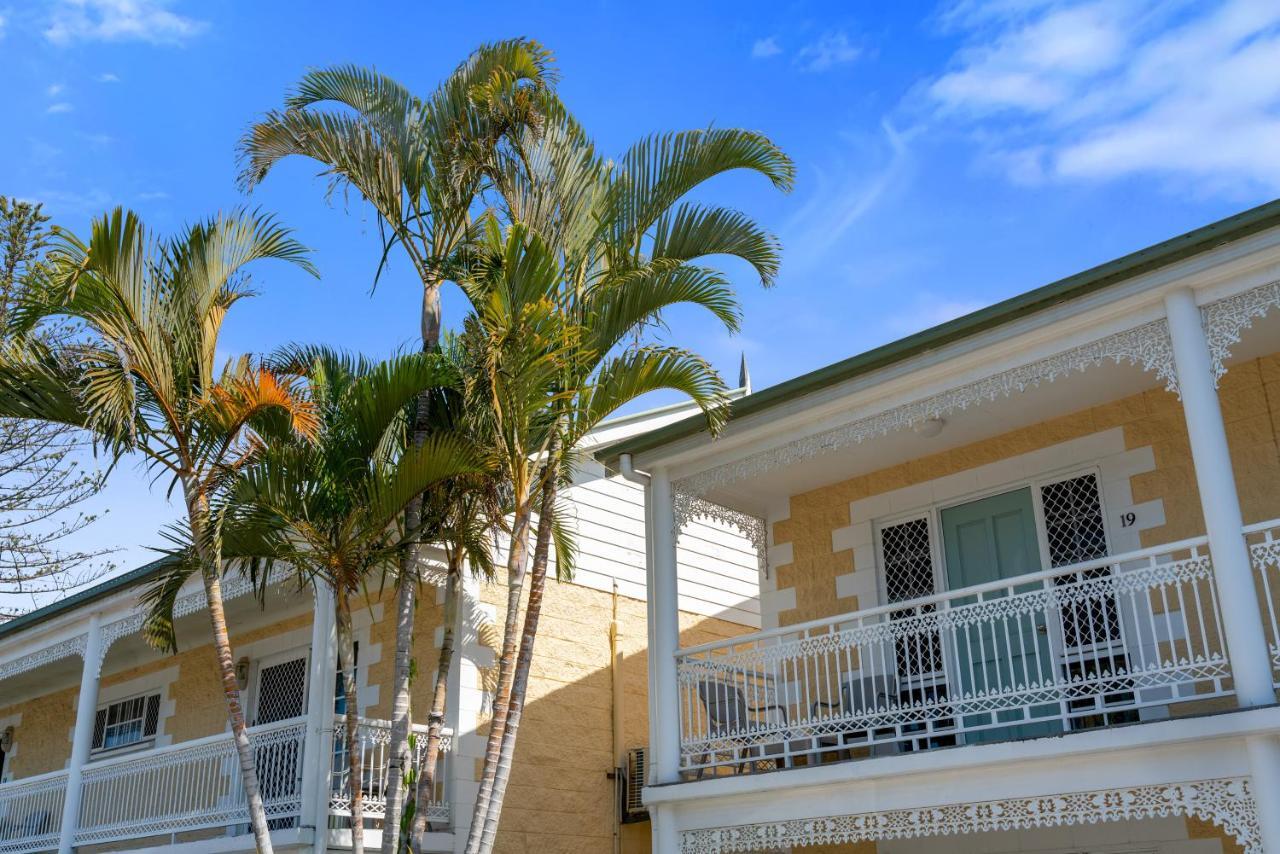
[673,491,768,576]
[1201,280,1280,385]
[674,320,1177,500]
[1,565,299,684]
[680,777,1259,853]
[0,633,87,680]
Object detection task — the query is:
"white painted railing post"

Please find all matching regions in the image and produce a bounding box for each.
[301,584,337,853]
[649,466,682,787]
[58,612,102,854]
[1165,287,1277,708]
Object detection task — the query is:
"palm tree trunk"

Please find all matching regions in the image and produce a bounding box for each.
[410,553,460,851]
[185,487,274,854]
[463,497,533,854]
[380,541,417,854]
[473,472,556,852]
[337,589,365,854]
[381,282,444,854]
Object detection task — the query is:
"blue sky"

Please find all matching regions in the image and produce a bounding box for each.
[3,0,1280,596]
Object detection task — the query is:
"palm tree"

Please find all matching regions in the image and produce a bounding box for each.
[239,44,556,851]
[0,208,318,854]
[216,346,482,854]
[406,338,507,843]
[463,118,794,852]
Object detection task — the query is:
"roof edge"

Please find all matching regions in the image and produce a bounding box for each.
[597,197,1280,466]
[0,555,176,642]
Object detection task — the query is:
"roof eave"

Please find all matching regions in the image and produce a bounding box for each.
[596,197,1280,468]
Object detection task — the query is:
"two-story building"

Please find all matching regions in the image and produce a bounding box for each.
[0,391,762,854]
[600,200,1280,854]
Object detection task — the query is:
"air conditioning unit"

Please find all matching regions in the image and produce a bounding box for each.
[620,747,649,823]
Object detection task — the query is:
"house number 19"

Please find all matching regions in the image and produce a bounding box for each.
[1120,512,1137,527]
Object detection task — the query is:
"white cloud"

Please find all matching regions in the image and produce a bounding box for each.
[45,0,207,45]
[47,83,65,96]
[29,187,111,215]
[884,293,988,337]
[98,72,120,82]
[928,0,1280,194]
[795,30,862,72]
[0,12,8,41]
[137,190,169,201]
[46,102,73,114]
[752,36,782,59]
[781,121,912,272]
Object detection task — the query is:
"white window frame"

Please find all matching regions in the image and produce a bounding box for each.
[249,645,311,726]
[91,691,161,757]
[873,463,1114,603]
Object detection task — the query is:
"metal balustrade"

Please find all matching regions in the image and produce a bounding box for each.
[73,717,307,846]
[1245,519,1280,683]
[0,769,66,854]
[677,534,1233,775]
[330,717,452,828]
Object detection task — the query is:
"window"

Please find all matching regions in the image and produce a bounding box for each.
[92,693,161,752]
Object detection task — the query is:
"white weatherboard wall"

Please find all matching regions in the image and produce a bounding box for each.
[560,459,760,627]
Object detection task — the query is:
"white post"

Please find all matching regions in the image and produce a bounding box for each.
[301,584,337,854]
[650,804,680,853]
[1165,287,1277,707]
[649,467,682,786]
[1246,735,1280,851]
[58,612,102,854]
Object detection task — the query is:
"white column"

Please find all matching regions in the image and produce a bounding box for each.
[650,803,680,853]
[1246,735,1280,851]
[58,612,102,854]
[649,467,682,786]
[300,584,337,854]
[451,575,487,854]
[1165,287,1277,707]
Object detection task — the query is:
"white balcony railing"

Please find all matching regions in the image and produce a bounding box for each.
[330,717,452,828]
[0,769,66,854]
[74,716,307,846]
[677,534,1235,775]
[1245,519,1280,682]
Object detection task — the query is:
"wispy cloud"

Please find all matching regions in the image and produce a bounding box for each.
[46,102,73,114]
[45,0,207,45]
[47,83,65,96]
[883,293,988,337]
[781,121,912,273]
[0,10,8,41]
[27,187,111,215]
[927,0,1280,194]
[795,30,862,72]
[752,36,782,59]
[137,190,169,201]
[97,72,120,83]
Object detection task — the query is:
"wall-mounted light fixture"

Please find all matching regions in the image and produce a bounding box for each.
[0,726,12,752]
[913,417,946,439]
[235,656,251,690]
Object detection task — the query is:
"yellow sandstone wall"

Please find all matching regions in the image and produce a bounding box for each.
[363,585,447,721]
[476,578,750,854]
[771,353,1280,628]
[0,609,316,779]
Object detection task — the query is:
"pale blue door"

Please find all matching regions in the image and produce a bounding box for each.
[941,488,1061,743]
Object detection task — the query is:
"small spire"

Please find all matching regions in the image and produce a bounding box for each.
[738,353,752,394]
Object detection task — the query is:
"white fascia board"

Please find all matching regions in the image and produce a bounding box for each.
[644,705,1280,815]
[633,230,1280,479]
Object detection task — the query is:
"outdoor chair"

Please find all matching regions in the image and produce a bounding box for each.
[694,679,804,778]
[810,673,901,760]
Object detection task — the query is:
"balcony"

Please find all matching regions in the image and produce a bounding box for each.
[0,715,451,853]
[675,521,1280,777]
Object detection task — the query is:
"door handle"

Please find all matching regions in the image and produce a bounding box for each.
[1036,624,1048,636]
